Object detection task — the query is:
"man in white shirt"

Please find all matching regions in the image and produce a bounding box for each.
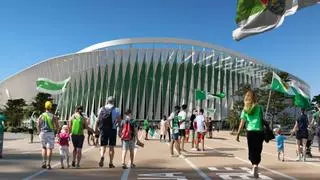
[195,109,206,151]
[168,106,183,158]
[178,104,187,151]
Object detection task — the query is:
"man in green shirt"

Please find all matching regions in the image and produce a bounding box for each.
[0,114,7,159]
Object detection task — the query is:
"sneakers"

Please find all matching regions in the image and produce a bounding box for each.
[47,164,52,170]
[179,154,185,159]
[130,164,136,168]
[122,164,127,169]
[72,161,76,167]
[41,162,46,169]
[76,164,80,169]
[99,157,104,167]
[109,163,115,168]
[253,166,259,178]
[191,148,198,151]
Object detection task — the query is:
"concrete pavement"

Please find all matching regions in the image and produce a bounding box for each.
[1,131,320,180]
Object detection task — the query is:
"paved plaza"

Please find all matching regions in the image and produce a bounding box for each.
[1,131,320,180]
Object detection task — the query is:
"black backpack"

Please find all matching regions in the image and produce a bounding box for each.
[98,107,114,131]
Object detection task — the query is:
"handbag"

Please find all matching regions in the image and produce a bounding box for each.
[259,106,275,143]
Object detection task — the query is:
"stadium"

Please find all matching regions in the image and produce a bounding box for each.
[0,38,310,121]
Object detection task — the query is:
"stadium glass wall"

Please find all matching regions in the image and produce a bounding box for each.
[0,38,310,121]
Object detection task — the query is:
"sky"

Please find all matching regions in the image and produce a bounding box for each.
[0,0,319,96]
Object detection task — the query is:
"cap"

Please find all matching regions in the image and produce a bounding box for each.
[107,96,115,103]
[45,101,52,110]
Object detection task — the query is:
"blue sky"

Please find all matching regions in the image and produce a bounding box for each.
[0,0,319,96]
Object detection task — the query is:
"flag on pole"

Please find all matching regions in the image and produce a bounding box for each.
[233,0,320,41]
[289,82,311,108]
[36,77,71,95]
[195,90,225,100]
[270,72,294,95]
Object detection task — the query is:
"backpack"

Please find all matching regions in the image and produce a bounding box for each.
[98,107,114,131]
[121,120,133,141]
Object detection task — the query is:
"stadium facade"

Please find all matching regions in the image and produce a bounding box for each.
[0,38,310,121]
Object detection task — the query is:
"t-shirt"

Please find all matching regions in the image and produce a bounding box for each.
[189,114,196,130]
[58,132,70,146]
[195,115,205,133]
[240,105,263,131]
[0,114,6,133]
[169,112,179,134]
[28,118,35,129]
[98,104,120,130]
[275,134,286,150]
[297,114,308,133]
[178,110,187,130]
[143,119,149,130]
[39,112,55,133]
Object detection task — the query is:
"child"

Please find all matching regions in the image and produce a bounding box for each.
[120,109,142,169]
[57,125,70,169]
[275,128,286,162]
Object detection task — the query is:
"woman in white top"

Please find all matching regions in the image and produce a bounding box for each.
[195,109,206,151]
[159,115,168,142]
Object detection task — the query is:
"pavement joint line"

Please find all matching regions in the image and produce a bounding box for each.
[120,131,143,180]
[204,145,298,180]
[165,142,211,180]
[22,146,95,180]
[214,138,320,167]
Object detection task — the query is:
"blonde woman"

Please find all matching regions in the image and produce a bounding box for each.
[236,89,264,179]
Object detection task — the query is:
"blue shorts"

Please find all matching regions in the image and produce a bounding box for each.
[172,133,179,141]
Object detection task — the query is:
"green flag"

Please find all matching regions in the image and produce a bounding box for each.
[233,0,320,41]
[270,72,294,95]
[36,77,71,95]
[290,83,311,108]
[195,90,225,100]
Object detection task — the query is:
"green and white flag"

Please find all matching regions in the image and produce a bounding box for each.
[289,82,311,108]
[36,77,71,95]
[270,72,294,95]
[195,90,225,101]
[233,0,320,41]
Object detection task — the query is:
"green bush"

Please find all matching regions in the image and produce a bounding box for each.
[6,126,13,132]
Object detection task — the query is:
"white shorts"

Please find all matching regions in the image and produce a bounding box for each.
[59,146,70,158]
[39,132,55,149]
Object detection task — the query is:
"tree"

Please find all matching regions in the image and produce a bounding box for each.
[312,94,320,105]
[3,99,27,127]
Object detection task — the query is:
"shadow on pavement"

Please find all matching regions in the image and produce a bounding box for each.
[213,148,244,151]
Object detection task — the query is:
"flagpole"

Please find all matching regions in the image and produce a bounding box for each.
[265,89,272,120]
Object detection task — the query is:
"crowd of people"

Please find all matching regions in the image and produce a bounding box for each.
[1,90,320,180]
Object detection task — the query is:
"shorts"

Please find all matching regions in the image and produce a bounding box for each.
[189,130,195,138]
[197,132,205,140]
[100,129,117,146]
[59,145,70,158]
[296,131,308,140]
[179,129,186,137]
[71,135,85,149]
[122,140,135,150]
[39,132,55,149]
[172,133,179,141]
[277,148,284,153]
[28,129,34,135]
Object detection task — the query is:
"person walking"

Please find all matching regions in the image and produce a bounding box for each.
[178,104,187,151]
[28,112,36,143]
[69,106,88,168]
[0,114,6,159]
[168,106,183,158]
[195,109,206,151]
[160,115,168,142]
[208,117,213,139]
[143,118,150,140]
[37,101,60,169]
[291,108,309,162]
[236,89,264,178]
[275,128,286,162]
[95,96,121,168]
[120,109,142,169]
[57,125,70,169]
[189,109,197,151]
[312,103,320,152]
